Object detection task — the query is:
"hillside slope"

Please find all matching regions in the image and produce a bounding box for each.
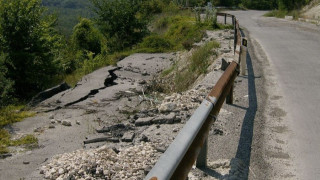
[302,0,320,19]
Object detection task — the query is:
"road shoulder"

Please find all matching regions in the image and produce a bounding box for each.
[246,30,298,180]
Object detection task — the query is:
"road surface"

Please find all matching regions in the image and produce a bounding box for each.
[230,11,320,179]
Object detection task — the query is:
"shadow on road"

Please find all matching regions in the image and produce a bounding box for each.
[198,44,258,180]
[233,48,258,179]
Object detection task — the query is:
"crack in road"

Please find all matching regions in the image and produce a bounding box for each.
[43,67,121,112]
[63,67,121,107]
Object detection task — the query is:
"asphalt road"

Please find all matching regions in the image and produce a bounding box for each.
[229,11,320,179]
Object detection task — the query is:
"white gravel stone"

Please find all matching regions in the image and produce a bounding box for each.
[41,142,160,179]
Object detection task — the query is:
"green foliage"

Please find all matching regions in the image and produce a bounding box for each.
[91,0,149,52]
[0,54,15,106]
[139,34,173,52]
[0,0,64,99]
[139,0,166,16]
[164,16,205,49]
[71,18,103,55]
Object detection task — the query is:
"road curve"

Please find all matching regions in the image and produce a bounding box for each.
[229,11,320,179]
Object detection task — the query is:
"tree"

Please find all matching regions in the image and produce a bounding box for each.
[0,0,62,99]
[91,0,149,52]
[0,54,15,106]
[71,18,102,55]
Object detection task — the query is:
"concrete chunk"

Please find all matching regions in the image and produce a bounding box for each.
[121,131,135,142]
[135,117,154,126]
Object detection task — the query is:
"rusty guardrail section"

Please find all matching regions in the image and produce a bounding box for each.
[145,13,247,180]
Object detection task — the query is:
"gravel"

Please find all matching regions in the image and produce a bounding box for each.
[41,142,160,180]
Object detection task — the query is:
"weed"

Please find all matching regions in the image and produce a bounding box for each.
[189,41,220,74]
[0,105,37,154]
[0,105,35,128]
[264,9,301,20]
[0,129,38,154]
[174,41,219,92]
[0,129,10,154]
[11,134,38,147]
[264,10,288,18]
[161,63,176,77]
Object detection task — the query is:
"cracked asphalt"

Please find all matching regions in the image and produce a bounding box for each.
[0,53,174,180]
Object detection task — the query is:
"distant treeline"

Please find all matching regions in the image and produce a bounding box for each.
[175,0,312,10]
[42,0,92,9]
[222,0,312,10]
[42,0,94,36]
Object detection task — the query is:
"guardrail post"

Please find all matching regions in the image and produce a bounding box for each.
[226,84,234,104]
[224,14,227,24]
[232,16,235,26]
[240,44,247,76]
[196,138,208,168]
[234,24,237,53]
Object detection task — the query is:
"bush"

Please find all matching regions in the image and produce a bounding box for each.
[165,16,205,49]
[139,0,165,16]
[71,18,103,55]
[182,40,194,50]
[0,54,15,107]
[140,35,173,51]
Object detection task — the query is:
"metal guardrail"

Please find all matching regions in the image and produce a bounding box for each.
[145,13,247,180]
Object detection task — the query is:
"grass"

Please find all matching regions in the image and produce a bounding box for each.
[156,41,220,93]
[0,129,38,154]
[0,105,35,127]
[0,105,37,154]
[174,41,219,92]
[161,63,176,77]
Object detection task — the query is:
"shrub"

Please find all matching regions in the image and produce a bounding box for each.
[139,0,165,16]
[0,54,15,107]
[182,40,194,50]
[140,35,173,51]
[71,18,103,55]
[165,16,204,48]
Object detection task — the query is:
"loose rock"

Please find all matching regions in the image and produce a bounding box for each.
[62,120,72,126]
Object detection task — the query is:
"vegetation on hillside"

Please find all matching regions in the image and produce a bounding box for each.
[0,0,311,154]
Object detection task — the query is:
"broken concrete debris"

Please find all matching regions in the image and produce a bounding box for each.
[26,30,237,180]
